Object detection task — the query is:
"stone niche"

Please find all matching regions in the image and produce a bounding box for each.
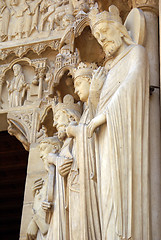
[0,0,160,240]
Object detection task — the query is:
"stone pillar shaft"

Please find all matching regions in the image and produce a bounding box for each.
[132,1,161,239]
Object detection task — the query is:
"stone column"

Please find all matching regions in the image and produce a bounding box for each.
[132,1,161,239]
[38,68,46,99]
[0,76,5,108]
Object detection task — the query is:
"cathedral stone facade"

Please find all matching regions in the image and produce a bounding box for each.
[0,0,161,240]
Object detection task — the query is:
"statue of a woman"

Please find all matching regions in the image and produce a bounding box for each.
[66,62,105,240]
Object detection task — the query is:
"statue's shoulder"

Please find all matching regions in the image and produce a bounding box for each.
[130,44,146,57]
[128,44,147,65]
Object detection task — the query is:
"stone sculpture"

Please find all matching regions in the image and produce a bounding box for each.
[87,4,150,240]
[0,0,10,42]
[66,62,105,240]
[8,0,31,40]
[26,178,49,240]
[0,0,155,239]
[40,0,69,32]
[26,0,42,35]
[7,64,27,107]
[27,137,62,240]
[46,94,82,240]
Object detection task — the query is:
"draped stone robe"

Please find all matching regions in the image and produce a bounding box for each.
[96,44,150,240]
[76,104,101,240]
[46,138,73,240]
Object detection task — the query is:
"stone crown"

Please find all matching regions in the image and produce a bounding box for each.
[54,94,82,114]
[88,4,122,30]
[74,62,97,80]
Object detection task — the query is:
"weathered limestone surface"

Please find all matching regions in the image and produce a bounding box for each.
[0,1,160,240]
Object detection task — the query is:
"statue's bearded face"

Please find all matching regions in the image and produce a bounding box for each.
[93,22,123,58]
[74,76,90,102]
[13,64,21,77]
[54,110,70,141]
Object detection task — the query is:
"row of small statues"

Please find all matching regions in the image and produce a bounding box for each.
[26,4,149,240]
[0,0,91,42]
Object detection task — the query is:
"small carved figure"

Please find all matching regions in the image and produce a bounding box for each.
[8,0,31,40]
[7,64,27,107]
[39,0,69,32]
[69,0,90,15]
[26,178,49,240]
[26,0,42,35]
[0,0,10,42]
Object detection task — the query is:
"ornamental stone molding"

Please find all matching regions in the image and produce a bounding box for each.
[132,0,159,14]
[0,38,60,60]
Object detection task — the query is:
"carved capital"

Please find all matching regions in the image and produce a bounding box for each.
[132,0,159,15]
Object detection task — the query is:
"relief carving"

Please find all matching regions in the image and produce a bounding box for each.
[7,109,39,150]
[0,0,10,42]
[0,0,92,43]
[7,64,28,107]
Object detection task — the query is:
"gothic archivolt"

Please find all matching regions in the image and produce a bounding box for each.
[0,0,158,239]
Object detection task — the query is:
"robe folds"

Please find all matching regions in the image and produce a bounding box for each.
[96,44,150,240]
[46,138,73,240]
[76,105,101,240]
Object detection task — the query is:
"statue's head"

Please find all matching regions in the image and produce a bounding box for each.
[89,5,133,58]
[13,64,22,76]
[53,95,82,140]
[39,136,62,160]
[73,62,97,102]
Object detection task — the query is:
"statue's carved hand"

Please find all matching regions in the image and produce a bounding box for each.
[91,66,107,91]
[58,158,73,177]
[41,200,52,212]
[66,122,78,138]
[26,219,38,240]
[47,152,57,166]
[88,114,106,138]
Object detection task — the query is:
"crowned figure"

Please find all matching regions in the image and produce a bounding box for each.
[87,4,150,240]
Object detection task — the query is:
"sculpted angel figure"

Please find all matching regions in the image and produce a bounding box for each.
[87,5,150,240]
[7,64,27,107]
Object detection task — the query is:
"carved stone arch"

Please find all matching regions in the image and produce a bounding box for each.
[75,17,91,38]
[7,115,30,151]
[5,57,32,75]
[50,65,75,89]
[39,103,56,137]
[49,64,79,101]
